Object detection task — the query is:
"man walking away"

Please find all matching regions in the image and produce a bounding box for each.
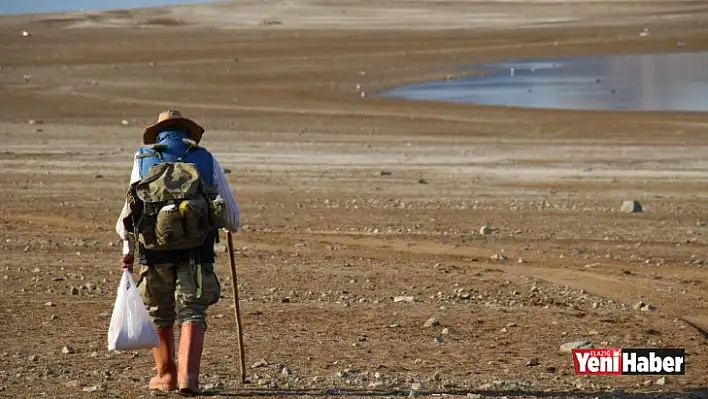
[115,110,241,396]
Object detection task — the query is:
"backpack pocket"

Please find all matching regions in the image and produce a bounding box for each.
[155,204,186,247]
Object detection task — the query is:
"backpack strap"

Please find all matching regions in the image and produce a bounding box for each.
[176,138,199,162]
[136,144,167,162]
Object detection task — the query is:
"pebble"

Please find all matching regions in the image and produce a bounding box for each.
[45,302,55,307]
[441,327,450,335]
[82,385,102,392]
[281,365,292,375]
[393,296,414,303]
[423,317,440,328]
[621,200,642,213]
[640,304,657,312]
[251,359,268,368]
[62,346,75,355]
[71,287,79,295]
[479,225,494,235]
[526,357,540,366]
[490,253,508,261]
[560,341,593,353]
[655,376,668,385]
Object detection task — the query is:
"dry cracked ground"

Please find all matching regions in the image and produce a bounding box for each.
[1,1,708,398]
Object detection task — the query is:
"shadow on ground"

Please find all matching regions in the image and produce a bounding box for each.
[197,387,708,398]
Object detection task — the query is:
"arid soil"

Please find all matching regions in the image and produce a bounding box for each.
[1,1,708,398]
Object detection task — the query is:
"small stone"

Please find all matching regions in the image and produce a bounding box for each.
[251,359,268,368]
[70,287,79,295]
[640,304,657,312]
[526,357,540,366]
[560,341,593,353]
[45,302,55,307]
[82,385,102,392]
[27,354,38,362]
[393,296,414,303]
[61,346,75,355]
[517,258,525,264]
[480,226,493,235]
[281,365,292,375]
[441,327,450,335]
[490,253,508,261]
[621,200,642,213]
[423,317,440,328]
[655,376,668,385]
[411,382,422,391]
[434,335,444,345]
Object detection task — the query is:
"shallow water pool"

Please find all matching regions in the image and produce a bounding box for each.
[381,51,708,112]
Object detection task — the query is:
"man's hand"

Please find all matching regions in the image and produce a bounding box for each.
[120,254,135,272]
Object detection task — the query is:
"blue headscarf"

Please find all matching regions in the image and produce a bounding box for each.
[156,127,187,143]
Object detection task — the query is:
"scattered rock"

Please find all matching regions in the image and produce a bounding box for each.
[61,346,75,355]
[28,120,43,125]
[441,327,451,335]
[411,382,422,391]
[82,385,103,393]
[526,357,540,366]
[261,18,282,25]
[655,376,668,386]
[70,287,79,295]
[423,317,440,328]
[281,365,292,376]
[560,341,593,353]
[479,225,494,235]
[393,296,414,303]
[517,258,525,264]
[641,304,657,312]
[45,302,55,307]
[490,253,508,261]
[251,359,268,368]
[434,335,444,345]
[27,354,38,362]
[621,200,642,213]
[203,382,223,391]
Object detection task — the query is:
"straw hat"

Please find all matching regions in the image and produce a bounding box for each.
[142,110,205,145]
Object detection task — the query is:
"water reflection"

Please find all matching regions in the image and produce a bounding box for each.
[382,52,708,112]
[0,0,212,15]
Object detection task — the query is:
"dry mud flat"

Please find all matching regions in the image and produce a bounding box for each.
[1,1,708,398]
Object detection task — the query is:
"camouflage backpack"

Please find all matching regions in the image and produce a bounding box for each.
[129,140,225,252]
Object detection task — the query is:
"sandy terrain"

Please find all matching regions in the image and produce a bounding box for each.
[1,1,708,398]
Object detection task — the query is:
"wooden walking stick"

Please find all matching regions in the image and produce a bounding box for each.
[226,230,247,384]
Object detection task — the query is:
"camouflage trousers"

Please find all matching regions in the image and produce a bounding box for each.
[137,261,221,330]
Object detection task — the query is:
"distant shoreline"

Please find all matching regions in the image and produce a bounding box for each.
[0,0,217,17]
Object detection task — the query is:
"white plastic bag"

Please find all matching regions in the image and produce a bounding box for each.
[107,270,160,351]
